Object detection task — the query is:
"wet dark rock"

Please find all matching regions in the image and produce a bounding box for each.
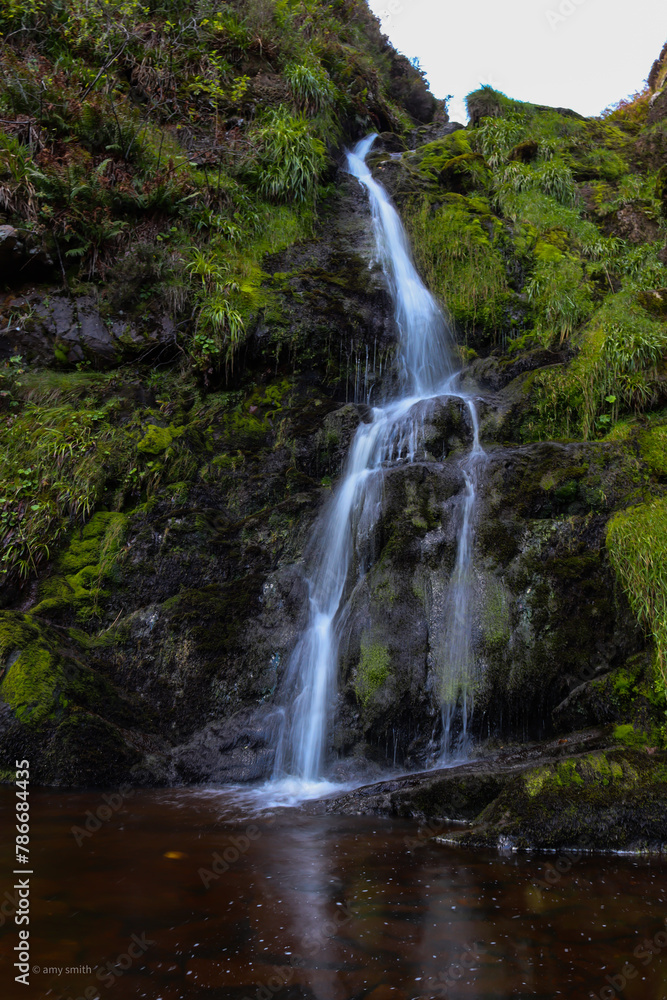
[311,730,667,853]
[0,226,53,280]
[1,291,179,366]
[172,706,278,783]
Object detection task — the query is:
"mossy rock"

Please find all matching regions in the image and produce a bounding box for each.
[508,139,539,163]
[137,424,174,454]
[637,288,667,317]
[438,153,491,194]
[0,614,62,726]
[0,609,151,747]
[32,512,128,622]
[639,424,667,476]
[354,638,391,707]
[164,577,263,657]
[449,747,667,851]
[43,712,142,787]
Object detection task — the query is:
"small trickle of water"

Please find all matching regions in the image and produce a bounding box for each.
[272,135,485,785]
[440,400,486,760]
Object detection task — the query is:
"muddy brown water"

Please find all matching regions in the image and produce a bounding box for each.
[0,787,666,1000]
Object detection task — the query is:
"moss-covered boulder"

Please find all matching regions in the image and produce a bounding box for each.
[447,746,667,852]
[0,610,161,785]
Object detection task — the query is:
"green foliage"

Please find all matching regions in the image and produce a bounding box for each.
[525,254,593,345]
[285,61,335,115]
[528,292,667,440]
[0,0,47,33]
[0,364,123,582]
[607,501,667,712]
[186,247,245,375]
[406,196,508,341]
[245,107,326,203]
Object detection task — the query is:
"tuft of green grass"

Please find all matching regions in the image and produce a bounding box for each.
[244,106,326,204]
[405,196,508,342]
[607,501,667,715]
[285,61,335,115]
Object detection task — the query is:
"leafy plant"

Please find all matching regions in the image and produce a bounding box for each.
[186,248,245,375]
[285,61,335,115]
[607,501,667,717]
[244,106,326,203]
[525,255,593,345]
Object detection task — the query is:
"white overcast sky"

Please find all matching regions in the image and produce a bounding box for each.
[367,0,667,123]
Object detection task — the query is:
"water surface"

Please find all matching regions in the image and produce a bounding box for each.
[1,788,666,1000]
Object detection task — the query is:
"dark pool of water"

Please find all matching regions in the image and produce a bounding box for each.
[0,786,666,1000]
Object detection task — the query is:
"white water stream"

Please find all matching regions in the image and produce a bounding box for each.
[273,135,485,782]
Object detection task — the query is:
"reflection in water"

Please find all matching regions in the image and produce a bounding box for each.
[0,788,666,1000]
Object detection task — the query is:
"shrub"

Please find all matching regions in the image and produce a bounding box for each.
[285,62,335,115]
[525,254,593,345]
[244,106,326,203]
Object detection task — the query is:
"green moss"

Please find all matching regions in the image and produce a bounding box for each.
[0,646,59,725]
[524,753,634,799]
[354,639,391,707]
[32,511,127,621]
[613,723,650,749]
[480,579,510,649]
[0,618,60,726]
[416,131,474,177]
[137,424,173,454]
[639,425,667,477]
[370,567,397,607]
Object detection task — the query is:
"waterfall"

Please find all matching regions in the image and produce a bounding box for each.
[272,135,484,782]
[439,400,485,760]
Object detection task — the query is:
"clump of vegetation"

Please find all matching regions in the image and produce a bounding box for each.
[527,292,667,440]
[285,61,336,115]
[607,501,667,717]
[244,107,326,203]
[406,196,508,343]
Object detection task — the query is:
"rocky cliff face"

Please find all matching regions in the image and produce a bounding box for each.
[0,4,666,848]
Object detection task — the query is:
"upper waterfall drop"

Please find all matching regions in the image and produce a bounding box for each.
[345,135,457,396]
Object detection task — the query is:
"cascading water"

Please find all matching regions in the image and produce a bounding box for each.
[439,400,485,759]
[272,135,484,783]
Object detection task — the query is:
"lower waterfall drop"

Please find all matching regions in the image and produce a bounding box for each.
[272,135,485,783]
